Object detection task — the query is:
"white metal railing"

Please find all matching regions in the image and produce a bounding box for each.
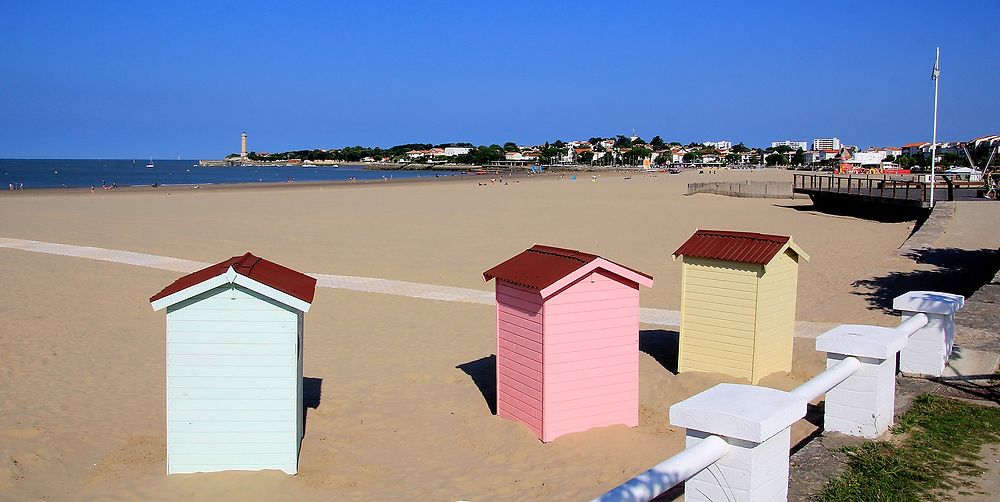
[593,435,728,502]
[789,356,861,401]
[593,295,954,502]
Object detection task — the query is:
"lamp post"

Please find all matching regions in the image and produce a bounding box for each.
[929,47,940,206]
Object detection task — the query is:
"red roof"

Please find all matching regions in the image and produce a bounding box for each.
[150,252,317,305]
[672,230,793,265]
[483,244,652,291]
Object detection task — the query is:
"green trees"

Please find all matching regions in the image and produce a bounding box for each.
[503,142,519,152]
[650,136,665,148]
[732,143,750,153]
[765,153,788,166]
[792,148,805,165]
[683,152,698,163]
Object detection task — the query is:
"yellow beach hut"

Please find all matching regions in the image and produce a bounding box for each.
[672,230,809,383]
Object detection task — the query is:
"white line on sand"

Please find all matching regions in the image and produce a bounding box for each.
[0,237,838,335]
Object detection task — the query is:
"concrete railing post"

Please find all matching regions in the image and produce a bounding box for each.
[670,384,806,502]
[815,325,909,438]
[893,291,965,377]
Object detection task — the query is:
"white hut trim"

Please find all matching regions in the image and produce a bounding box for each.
[151,265,312,312]
[539,258,654,298]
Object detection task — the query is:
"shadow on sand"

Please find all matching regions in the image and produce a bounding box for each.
[851,247,1000,314]
[775,201,928,224]
[457,356,497,415]
[302,376,322,433]
[639,329,680,374]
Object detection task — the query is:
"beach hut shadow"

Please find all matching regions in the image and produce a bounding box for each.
[639,330,680,374]
[302,377,323,433]
[456,356,497,415]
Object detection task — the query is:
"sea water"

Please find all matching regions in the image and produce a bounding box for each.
[0,159,461,189]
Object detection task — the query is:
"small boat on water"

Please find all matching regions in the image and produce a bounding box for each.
[146,157,155,169]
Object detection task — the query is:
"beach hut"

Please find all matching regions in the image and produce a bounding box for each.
[150,252,317,475]
[672,230,809,383]
[483,244,654,442]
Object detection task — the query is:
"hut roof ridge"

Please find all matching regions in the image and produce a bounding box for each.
[150,252,317,309]
[672,229,808,265]
[484,244,652,294]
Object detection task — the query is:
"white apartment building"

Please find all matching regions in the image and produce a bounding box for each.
[771,140,808,150]
[812,138,841,150]
[702,140,732,150]
[443,147,472,157]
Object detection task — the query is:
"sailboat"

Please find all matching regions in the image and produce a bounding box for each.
[146,156,155,169]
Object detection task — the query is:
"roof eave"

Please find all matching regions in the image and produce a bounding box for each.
[150,267,313,313]
[538,258,653,298]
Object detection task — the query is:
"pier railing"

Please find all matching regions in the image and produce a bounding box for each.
[793,173,930,202]
[593,291,965,502]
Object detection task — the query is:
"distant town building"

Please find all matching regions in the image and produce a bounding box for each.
[771,140,808,151]
[443,147,471,157]
[812,138,841,150]
[702,141,732,150]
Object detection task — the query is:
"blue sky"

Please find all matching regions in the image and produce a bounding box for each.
[1,1,997,158]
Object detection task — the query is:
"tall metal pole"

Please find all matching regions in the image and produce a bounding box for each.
[930,47,940,206]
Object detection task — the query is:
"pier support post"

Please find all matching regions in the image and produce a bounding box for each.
[893,291,965,377]
[816,325,909,438]
[670,384,806,502]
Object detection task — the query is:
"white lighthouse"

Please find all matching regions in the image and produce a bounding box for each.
[241,131,248,159]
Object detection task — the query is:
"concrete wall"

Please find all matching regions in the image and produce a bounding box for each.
[687,181,796,199]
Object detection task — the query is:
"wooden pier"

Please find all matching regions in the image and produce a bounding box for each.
[792,173,976,209]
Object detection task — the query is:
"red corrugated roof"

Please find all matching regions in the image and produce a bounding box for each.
[483,244,651,291]
[672,230,791,265]
[150,252,317,305]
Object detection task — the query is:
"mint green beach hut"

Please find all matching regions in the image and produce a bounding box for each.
[150,253,317,475]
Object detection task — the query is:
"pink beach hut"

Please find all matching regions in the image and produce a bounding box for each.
[483,245,654,442]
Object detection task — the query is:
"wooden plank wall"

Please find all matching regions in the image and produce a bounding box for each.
[495,282,545,439]
[678,257,762,380]
[542,270,639,441]
[165,285,299,474]
[752,250,798,381]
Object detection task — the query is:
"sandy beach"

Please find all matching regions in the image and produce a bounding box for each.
[1,169,992,500]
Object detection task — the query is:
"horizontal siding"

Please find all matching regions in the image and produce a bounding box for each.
[167,409,295,422]
[543,296,638,315]
[169,432,293,446]
[545,307,637,326]
[167,365,292,378]
[498,302,542,323]
[545,333,635,355]
[168,354,295,367]
[168,376,296,389]
[542,273,638,440]
[496,282,544,439]
[546,351,636,376]
[165,287,299,475]
[167,320,296,334]
[497,282,545,304]
[168,387,294,400]
[545,316,638,336]
[168,332,292,344]
[682,343,754,364]
[168,399,292,411]
[169,343,296,355]
[169,453,293,467]
[496,293,543,313]
[751,250,798,381]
